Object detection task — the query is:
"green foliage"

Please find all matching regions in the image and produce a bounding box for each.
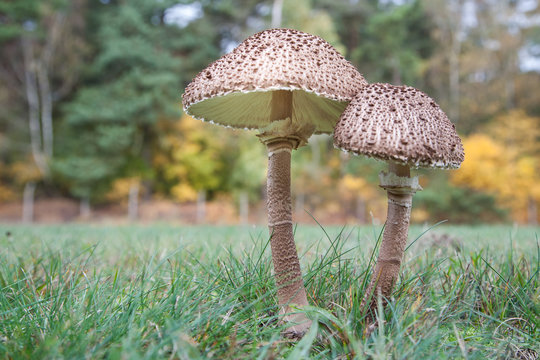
[0,0,537,224]
[55,0,183,200]
[0,0,88,187]
[351,0,434,85]
[152,115,226,201]
[0,0,40,42]
[282,0,346,53]
[342,155,387,185]
[224,134,266,202]
[71,2,182,120]
[53,116,137,200]
[53,156,120,199]
[414,173,508,224]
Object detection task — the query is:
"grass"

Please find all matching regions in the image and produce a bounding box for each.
[0,223,538,359]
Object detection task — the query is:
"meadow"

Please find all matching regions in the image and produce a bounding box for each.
[0,223,538,359]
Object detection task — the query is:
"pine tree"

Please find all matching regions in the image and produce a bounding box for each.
[55,0,184,203]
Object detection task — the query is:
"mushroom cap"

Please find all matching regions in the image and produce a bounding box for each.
[182,28,367,134]
[333,83,464,169]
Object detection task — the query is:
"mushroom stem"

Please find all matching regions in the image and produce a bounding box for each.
[361,162,417,315]
[266,139,310,336]
[261,89,310,337]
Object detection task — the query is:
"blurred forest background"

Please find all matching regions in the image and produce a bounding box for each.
[0,0,539,225]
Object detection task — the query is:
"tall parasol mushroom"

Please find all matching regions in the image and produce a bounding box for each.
[333,83,464,316]
[183,28,367,336]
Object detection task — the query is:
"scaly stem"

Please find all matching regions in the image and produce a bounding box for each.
[264,90,310,337]
[361,163,414,315]
[266,140,310,336]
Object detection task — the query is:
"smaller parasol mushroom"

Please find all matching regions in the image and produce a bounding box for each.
[333,83,464,315]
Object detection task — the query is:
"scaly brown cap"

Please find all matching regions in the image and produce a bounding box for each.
[334,83,464,169]
[182,28,367,134]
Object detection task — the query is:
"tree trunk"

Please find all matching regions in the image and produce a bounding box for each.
[20,13,65,177]
[37,63,53,159]
[128,182,139,222]
[339,151,349,177]
[449,33,461,124]
[271,0,284,28]
[22,37,49,177]
[22,181,36,223]
[80,196,91,219]
[239,191,249,225]
[38,12,64,159]
[356,196,366,224]
[448,0,463,124]
[528,197,538,225]
[196,190,206,224]
[309,136,320,170]
[391,57,402,85]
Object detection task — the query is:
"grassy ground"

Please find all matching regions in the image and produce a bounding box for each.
[0,223,538,359]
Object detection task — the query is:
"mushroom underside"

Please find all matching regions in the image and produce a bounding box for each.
[186,89,348,134]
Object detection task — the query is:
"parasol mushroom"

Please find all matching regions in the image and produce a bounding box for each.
[333,83,464,316]
[183,28,367,336]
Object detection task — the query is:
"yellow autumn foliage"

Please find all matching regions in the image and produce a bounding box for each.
[451,134,510,191]
[338,174,375,196]
[335,174,387,222]
[0,158,42,201]
[411,207,430,223]
[451,110,540,223]
[0,185,14,202]
[487,110,540,157]
[153,114,223,202]
[10,160,42,184]
[171,183,198,202]
[0,163,14,201]
[106,177,140,203]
